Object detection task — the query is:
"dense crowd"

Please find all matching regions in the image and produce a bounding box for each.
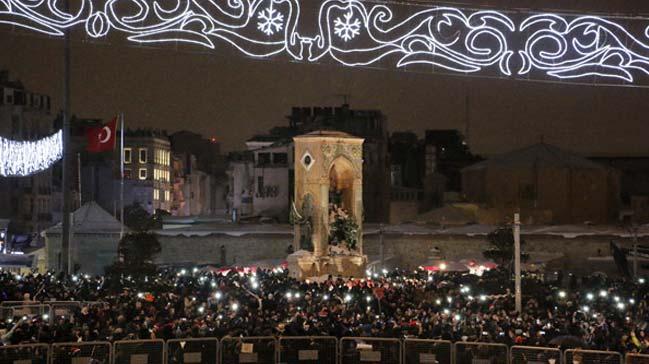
[0,266,648,353]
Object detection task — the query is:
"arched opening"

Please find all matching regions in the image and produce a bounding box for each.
[328,157,356,218]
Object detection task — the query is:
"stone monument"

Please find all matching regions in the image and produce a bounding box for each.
[288,131,367,279]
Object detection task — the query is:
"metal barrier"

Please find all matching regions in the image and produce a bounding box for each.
[0,307,14,321]
[455,342,509,364]
[49,301,81,321]
[11,304,51,320]
[0,343,50,364]
[565,350,623,364]
[166,338,219,364]
[51,341,111,364]
[112,340,165,364]
[404,339,453,364]
[511,346,561,364]
[626,354,649,364]
[220,336,277,364]
[340,337,402,364]
[279,336,338,364]
[1,301,37,306]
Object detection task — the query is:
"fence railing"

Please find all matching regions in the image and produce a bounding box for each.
[279,336,338,364]
[455,342,509,364]
[511,345,561,364]
[340,337,402,364]
[626,354,649,364]
[113,339,165,364]
[167,338,219,364]
[0,343,50,364]
[565,349,623,364]
[51,341,111,364]
[405,339,453,364]
[220,336,277,364]
[0,339,647,363]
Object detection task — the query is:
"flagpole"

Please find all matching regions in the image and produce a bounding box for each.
[61,0,72,275]
[120,113,125,240]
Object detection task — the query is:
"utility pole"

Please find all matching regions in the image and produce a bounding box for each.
[514,213,522,313]
[61,0,72,274]
[379,223,385,269]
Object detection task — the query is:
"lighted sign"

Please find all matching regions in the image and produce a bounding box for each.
[0,130,63,177]
[1,0,648,83]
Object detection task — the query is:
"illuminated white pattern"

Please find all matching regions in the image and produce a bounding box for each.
[0,131,63,177]
[1,0,649,83]
[257,3,284,35]
[334,11,360,42]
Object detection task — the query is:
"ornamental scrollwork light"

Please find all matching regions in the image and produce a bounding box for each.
[1,0,648,84]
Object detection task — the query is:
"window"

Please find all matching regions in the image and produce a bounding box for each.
[257,153,271,166]
[139,148,148,163]
[139,168,147,180]
[257,176,264,194]
[153,189,159,201]
[273,153,288,165]
[165,190,170,202]
[124,148,132,164]
[124,169,132,179]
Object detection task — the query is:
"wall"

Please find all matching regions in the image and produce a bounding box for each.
[152,230,649,276]
[45,232,121,275]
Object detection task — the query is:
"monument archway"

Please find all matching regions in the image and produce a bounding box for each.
[289,131,367,279]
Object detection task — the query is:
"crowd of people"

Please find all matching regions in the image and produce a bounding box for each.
[0,266,648,354]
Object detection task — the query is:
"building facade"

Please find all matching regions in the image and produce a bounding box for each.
[0,70,56,234]
[121,130,173,213]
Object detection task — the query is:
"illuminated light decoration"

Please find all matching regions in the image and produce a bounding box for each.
[0,130,63,177]
[1,1,649,83]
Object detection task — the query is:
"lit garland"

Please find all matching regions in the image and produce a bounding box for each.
[1,0,649,84]
[0,130,63,177]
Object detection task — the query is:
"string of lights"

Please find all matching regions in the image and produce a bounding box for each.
[1,0,649,84]
[0,130,63,177]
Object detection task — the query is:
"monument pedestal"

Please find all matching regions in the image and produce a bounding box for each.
[287,251,367,280]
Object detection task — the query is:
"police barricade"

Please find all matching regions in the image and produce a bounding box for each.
[11,304,51,321]
[404,339,453,364]
[340,337,402,364]
[51,341,112,364]
[0,343,50,364]
[565,350,622,364]
[112,340,165,364]
[511,346,561,364]
[626,354,649,364]
[220,336,277,364]
[455,342,509,364]
[1,301,36,307]
[0,307,14,321]
[49,301,82,321]
[166,338,219,364]
[278,336,338,364]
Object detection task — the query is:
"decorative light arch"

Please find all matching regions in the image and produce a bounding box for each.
[1,0,649,84]
[0,130,63,177]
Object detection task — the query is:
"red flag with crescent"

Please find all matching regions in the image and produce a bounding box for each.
[86,117,117,153]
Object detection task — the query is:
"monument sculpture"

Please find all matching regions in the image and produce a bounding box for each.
[288,131,367,279]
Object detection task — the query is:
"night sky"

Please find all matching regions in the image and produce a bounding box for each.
[1,0,648,156]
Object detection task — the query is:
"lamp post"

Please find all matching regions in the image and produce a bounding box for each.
[514,213,522,313]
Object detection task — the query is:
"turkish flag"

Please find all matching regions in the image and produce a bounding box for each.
[86,117,117,153]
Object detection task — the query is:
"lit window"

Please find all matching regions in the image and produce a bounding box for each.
[153,189,159,201]
[139,168,147,180]
[139,148,148,163]
[124,148,132,164]
[165,190,170,202]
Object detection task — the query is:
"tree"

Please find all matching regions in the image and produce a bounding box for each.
[105,231,161,278]
[123,203,167,231]
[482,225,529,268]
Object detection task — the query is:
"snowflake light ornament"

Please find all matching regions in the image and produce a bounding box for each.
[257,5,284,35]
[334,11,361,42]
